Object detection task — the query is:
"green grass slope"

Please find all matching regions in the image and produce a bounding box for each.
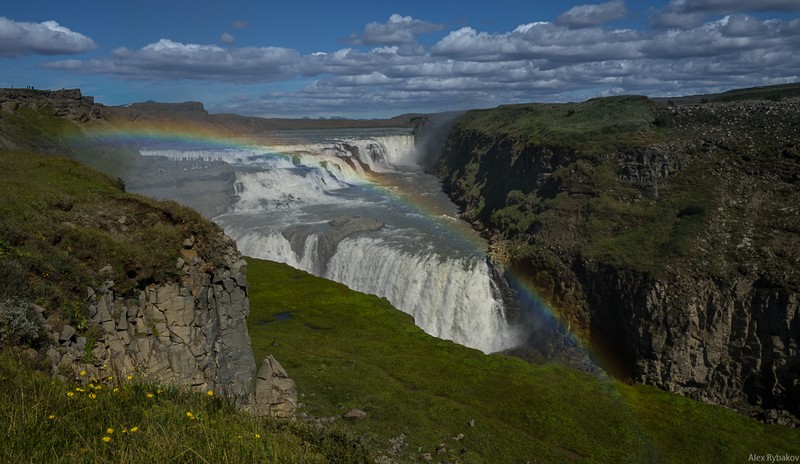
[247,258,800,463]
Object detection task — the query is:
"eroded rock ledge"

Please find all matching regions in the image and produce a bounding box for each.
[47,234,296,418]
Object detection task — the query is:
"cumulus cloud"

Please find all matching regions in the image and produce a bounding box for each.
[653,0,800,28]
[556,0,628,28]
[347,14,444,45]
[37,8,800,117]
[0,16,97,57]
[431,22,644,63]
[47,39,300,82]
[232,20,249,29]
[220,32,235,44]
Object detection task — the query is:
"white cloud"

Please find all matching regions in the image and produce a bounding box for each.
[431,23,644,63]
[556,0,628,28]
[48,39,300,82]
[37,10,800,118]
[653,0,800,29]
[0,16,96,57]
[221,32,235,44]
[232,20,249,30]
[347,14,444,45]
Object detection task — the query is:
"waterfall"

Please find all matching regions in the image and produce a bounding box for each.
[168,131,522,354]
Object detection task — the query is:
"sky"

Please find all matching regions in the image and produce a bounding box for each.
[2,0,800,118]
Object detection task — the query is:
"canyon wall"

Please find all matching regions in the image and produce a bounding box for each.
[436,97,800,425]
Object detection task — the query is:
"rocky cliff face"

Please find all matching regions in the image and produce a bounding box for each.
[0,88,106,122]
[48,234,297,416]
[437,96,800,425]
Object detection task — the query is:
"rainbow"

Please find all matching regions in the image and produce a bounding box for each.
[69,118,665,455]
[78,118,602,366]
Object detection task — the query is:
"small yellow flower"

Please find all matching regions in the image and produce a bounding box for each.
[106,428,114,434]
[66,392,74,397]
[107,375,113,380]
[122,428,128,434]
[157,389,162,394]
[89,393,96,399]
[88,383,95,389]
[127,375,133,380]
[75,387,85,392]
[47,415,56,420]
[146,393,154,398]
[102,436,111,443]
[113,388,119,393]
[94,385,102,390]
[130,427,139,433]
[207,390,214,396]
[186,411,195,419]
[79,370,86,376]
[255,433,261,439]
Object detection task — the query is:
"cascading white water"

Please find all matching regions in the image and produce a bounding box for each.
[143,129,522,354]
[326,236,516,353]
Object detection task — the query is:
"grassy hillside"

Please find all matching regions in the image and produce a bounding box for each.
[246,258,800,463]
[0,149,230,336]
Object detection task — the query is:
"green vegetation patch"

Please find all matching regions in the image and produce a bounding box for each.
[710,83,800,102]
[455,95,663,152]
[0,351,376,464]
[247,258,800,463]
[0,150,227,329]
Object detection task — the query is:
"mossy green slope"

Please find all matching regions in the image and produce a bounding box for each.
[0,149,228,322]
[247,258,800,463]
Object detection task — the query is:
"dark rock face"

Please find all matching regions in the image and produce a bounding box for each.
[436,98,800,424]
[50,234,257,403]
[49,234,297,417]
[578,261,799,424]
[0,88,106,122]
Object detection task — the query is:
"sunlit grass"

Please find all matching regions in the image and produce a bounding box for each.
[246,258,800,464]
[0,351,377,463]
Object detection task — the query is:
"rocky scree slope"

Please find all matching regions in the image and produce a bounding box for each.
[436,92,800,425]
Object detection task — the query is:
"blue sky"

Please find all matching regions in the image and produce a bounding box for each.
[2,0,800,118]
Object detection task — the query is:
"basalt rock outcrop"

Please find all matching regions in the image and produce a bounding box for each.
[0,88,106,123]
[437,94,800,424]
[48,234,297,416]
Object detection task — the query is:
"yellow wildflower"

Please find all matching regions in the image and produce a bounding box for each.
[94,385,102,390]
[102,436,111,443]
[107,375,113,380]
[66,392,74,397]
[146,393,154,398]
[127,375,133,380]
[207,390,214,396]
[88,383,95,389]
[89,393,96,399]
[113,388,119,393]
[47,415,56,420]
[79,370,86,376]
[122,428,128,434]
[106,428,114,434]
[157,389,162,394]
[130,427,139,433]
[75,387,85,392]
[186,412,195,419]
[255,433,261,439]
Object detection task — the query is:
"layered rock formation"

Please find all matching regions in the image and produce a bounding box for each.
[437,96,800,424]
